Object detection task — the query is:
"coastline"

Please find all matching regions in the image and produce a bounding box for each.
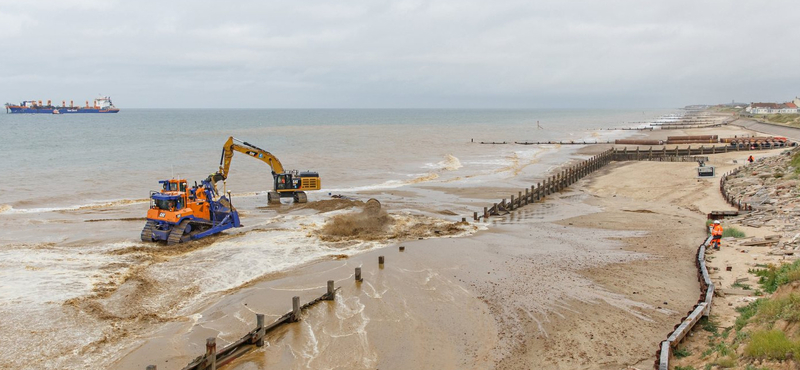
[103,119,785,369]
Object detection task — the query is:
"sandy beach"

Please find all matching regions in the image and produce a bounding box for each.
[84,120,783,370]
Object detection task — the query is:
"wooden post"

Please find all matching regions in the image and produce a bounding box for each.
[509,195,515,210]
[518,191,523,206]
[292,296,300,322]
[461,217,466,222]
[206,338,217,370]
[524,188,529,204]
[399,246,405,251]
[483,206,488,219]
[256,314,265,347]
[355,267,362,281]
[530,185,536,202]
[146,366,157,370]
[327,280,335,300]
[379,255,385,265]
[473,211,478,221]
[535,183,541,201]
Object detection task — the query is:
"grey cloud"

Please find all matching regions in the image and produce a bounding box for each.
[0,0,798,108]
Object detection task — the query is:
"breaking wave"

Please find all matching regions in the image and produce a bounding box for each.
[0,199,149,215]
[424,154,463,171]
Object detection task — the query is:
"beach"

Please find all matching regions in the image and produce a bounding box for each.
[108,121,774,369]
[0,111,777,369]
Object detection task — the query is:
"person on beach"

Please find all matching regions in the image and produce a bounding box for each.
[748,155,754,163]
[711,220,723,250]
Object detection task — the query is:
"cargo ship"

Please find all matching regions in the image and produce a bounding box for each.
[4,96,120,114]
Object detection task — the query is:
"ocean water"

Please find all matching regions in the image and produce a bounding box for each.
[0,108,672,369]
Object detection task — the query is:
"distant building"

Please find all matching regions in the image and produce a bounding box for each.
[746,100,799,114]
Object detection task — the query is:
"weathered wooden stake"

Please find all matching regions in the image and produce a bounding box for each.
[327,280,335,300]
[206,337,217,370]
[473,211,478,221]
[509,195,515,210]
[399,246,405,251]
[146,366,157,370]
[483,206,488,219]
[379,255,385,265]
[256,314,265,347]
[292,296,300,322]
[461,217,466,222]
[355,267,362,281]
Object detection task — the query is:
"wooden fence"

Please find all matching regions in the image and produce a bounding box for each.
[720,166,754,211]
[654,236,715,370]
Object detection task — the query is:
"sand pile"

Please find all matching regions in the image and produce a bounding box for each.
[317,199,473,242]
[318,199,394,241]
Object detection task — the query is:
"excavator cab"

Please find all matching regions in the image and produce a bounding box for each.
[275,173,295,190]
[270,171,320,204]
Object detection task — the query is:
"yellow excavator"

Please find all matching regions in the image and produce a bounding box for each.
[207,137,321,204]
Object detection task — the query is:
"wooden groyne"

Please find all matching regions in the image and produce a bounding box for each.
[473,149,614,221]
[139,281,340,370]
[471,143,791,221]
[612,141,791,161]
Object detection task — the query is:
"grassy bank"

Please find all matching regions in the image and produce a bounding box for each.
[745,113,800,127]
[674,260,800,369]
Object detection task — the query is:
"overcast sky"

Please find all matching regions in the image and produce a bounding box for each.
[1,0,798,108]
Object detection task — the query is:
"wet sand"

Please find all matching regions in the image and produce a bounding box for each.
[12,119,774,369]
[107,121,779,370]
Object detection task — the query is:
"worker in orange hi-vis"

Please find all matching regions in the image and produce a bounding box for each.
[711,220,723,250]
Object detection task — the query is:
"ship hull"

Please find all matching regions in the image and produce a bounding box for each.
[6,106,120,114]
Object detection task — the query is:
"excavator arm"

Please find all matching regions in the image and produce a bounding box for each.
[208,136,320,204]
[211,136,285,182]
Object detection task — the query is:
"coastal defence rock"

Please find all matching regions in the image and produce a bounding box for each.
[723,148,800,251]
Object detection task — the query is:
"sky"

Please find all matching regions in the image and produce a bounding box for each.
[0,0,798,109]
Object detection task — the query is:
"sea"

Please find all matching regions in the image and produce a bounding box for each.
[0,108,673,368]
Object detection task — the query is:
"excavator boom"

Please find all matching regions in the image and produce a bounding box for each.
[211,136,320,204]
[218,136,285,180]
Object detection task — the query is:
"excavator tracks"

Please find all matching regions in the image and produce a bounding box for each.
[167,220,189,245]
[140,220,155,242]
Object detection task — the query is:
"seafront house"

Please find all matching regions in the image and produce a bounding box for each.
[746,100,800,114]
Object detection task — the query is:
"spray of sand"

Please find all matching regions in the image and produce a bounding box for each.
[317,199,474,242]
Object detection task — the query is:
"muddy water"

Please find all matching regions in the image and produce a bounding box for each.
[111,190,654,370]
[0,109,672,369]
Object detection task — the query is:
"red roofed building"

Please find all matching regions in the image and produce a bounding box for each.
[747,100,799,114]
